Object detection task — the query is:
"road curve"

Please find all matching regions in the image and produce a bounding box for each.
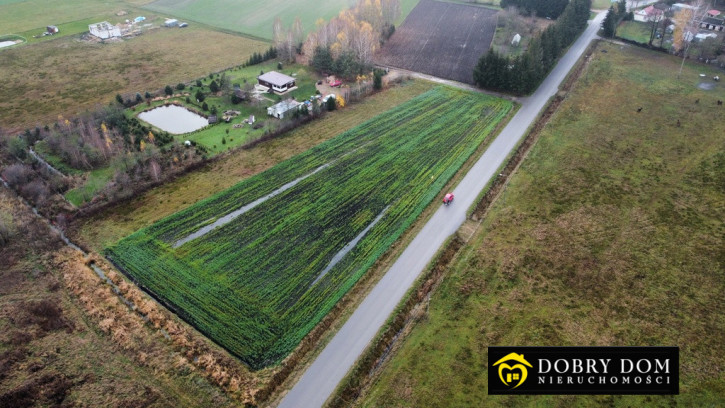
[278,11,607,408]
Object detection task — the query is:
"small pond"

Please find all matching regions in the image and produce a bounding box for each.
[138,105,208,134]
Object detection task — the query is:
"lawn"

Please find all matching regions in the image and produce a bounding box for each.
[105,87,513,369]
[617,20,654,44]
[358,43,725,407]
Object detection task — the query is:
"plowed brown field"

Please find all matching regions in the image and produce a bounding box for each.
[376,0,497,84]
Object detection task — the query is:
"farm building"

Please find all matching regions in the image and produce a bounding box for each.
[257,71,297,94]
[511,33,521,46]
[700,17,725,32]
[46,26,59,34]
[89,22,121,39]
[267,99,300,119]
[164,19,179,27]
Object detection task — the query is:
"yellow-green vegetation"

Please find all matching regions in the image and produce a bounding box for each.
[106,87,513,369]
[74,80,436,251]
[0,24,269,132]
[359,44,725,406]
[591,0,612,9]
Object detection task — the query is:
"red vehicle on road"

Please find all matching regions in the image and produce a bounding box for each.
[443,193,454,205]
[329,79,342,87]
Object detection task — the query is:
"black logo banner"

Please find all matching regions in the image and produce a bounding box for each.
[488,347,679,395]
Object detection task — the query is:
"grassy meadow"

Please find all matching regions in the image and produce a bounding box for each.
[0,23,270,133]
[106,87,513,369]
[0,0,130,34]
[143,0,352,39]
[358,43,725,407]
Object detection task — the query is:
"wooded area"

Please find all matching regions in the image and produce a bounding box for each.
[473,0,592,94]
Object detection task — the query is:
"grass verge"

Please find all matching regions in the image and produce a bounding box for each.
[356,42,725,407]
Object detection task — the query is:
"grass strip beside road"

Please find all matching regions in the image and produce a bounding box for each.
[358,43,725,407]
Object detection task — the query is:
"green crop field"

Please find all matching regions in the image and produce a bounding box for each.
[143,0,423,39]
[106,86,513,369]
[143,0,350,39]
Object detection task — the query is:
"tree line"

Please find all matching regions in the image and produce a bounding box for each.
[279,0,401,78]
[500,0,570,19]
[473,0,591,94]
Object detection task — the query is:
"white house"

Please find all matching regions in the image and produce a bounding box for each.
[511,33,521,46]
[257,71,297,94]
[164,19,179,27]
[267,99,301,119]
[634,5,664,22]
[89,22,121,39]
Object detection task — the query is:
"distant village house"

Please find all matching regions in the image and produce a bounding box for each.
[89,22,121,39]
[257,71,297,94]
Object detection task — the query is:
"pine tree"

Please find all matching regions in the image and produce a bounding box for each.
[602,6,616,38]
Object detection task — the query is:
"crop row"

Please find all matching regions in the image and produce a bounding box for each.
[106,87,513,369]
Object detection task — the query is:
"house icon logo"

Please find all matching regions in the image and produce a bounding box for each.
[492,352,533,389]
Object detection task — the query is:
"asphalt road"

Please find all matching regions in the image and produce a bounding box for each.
[278,11,607,408]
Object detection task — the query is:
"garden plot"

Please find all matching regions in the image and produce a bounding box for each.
[106,87,513,369]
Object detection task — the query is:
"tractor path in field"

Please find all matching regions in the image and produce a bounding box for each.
[173,142,373,248]
[173,163,331,248]
[277,10,606,408]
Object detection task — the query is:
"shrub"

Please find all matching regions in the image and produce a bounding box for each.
[326,96,337,111]
[0,215,13,247]
[164,85,173,96]
[7,136,27,160]
[176,83,185,90]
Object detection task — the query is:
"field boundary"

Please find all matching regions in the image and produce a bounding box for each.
[327,39,600,408]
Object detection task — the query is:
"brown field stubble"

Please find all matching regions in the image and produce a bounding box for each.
[0,188,240,407]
